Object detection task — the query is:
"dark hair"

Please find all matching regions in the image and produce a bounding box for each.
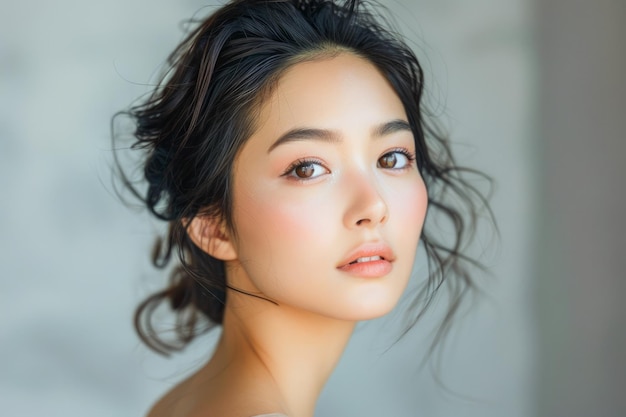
[113,0,493,355]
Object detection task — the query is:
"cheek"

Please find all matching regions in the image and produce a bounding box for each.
[232,186,333,268]
[389,178,429,236]
[230,186,340,308]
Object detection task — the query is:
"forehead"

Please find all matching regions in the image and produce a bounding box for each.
[250,53,407,142]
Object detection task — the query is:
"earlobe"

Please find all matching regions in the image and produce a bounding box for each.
[186,216,237,261]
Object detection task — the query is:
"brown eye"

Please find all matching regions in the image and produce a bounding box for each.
[377,151,412,169]
[295,164,315,178]
[378,153,398,168]
[285,160,328,180]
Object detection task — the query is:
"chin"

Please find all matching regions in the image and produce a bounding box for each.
[351,304,398,321]
[334,293,403,322]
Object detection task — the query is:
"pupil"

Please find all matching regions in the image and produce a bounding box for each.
[296,164,314,178]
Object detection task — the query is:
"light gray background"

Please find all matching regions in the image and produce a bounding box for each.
[1,0,623,416]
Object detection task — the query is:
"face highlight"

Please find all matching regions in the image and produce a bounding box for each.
[223,53,428,321]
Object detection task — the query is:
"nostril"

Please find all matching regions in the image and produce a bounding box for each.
[345,191,389,229]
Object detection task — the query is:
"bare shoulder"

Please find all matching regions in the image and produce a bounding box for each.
[144,376,287,417]
[143,351,288,417]
[145,379,196,417]
[148,398,288,417]
[249,414,289,417]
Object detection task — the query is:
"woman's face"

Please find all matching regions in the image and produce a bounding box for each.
[225,53,428,321]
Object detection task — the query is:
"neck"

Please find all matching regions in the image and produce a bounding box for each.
[209,294,356,417]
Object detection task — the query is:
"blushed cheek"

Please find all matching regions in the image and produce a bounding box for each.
[236,190,332,262]
[231,190,336,302]
[394,181,428,240]
[270,199,331,251]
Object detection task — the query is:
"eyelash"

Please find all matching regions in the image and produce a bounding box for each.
[281,147,417,182]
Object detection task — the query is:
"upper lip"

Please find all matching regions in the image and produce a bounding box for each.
[337,242,396,268]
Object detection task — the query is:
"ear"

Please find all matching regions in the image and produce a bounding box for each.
[186,216,237,261]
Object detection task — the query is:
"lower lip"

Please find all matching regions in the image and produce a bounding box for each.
[337,260,393,278]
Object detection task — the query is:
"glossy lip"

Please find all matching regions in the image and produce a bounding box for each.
[337,242,395,278]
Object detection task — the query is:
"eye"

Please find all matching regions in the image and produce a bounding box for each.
[377,149,415,169]
[283,159,329,180]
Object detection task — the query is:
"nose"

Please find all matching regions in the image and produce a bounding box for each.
[343,174,389,229]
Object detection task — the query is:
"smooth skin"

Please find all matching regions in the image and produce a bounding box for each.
[148,53,428,417]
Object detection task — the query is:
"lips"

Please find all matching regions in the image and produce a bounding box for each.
[337,242,395,277]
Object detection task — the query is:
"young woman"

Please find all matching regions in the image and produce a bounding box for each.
[114,1,490,416]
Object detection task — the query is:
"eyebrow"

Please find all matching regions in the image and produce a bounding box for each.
[267,119,412,153]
